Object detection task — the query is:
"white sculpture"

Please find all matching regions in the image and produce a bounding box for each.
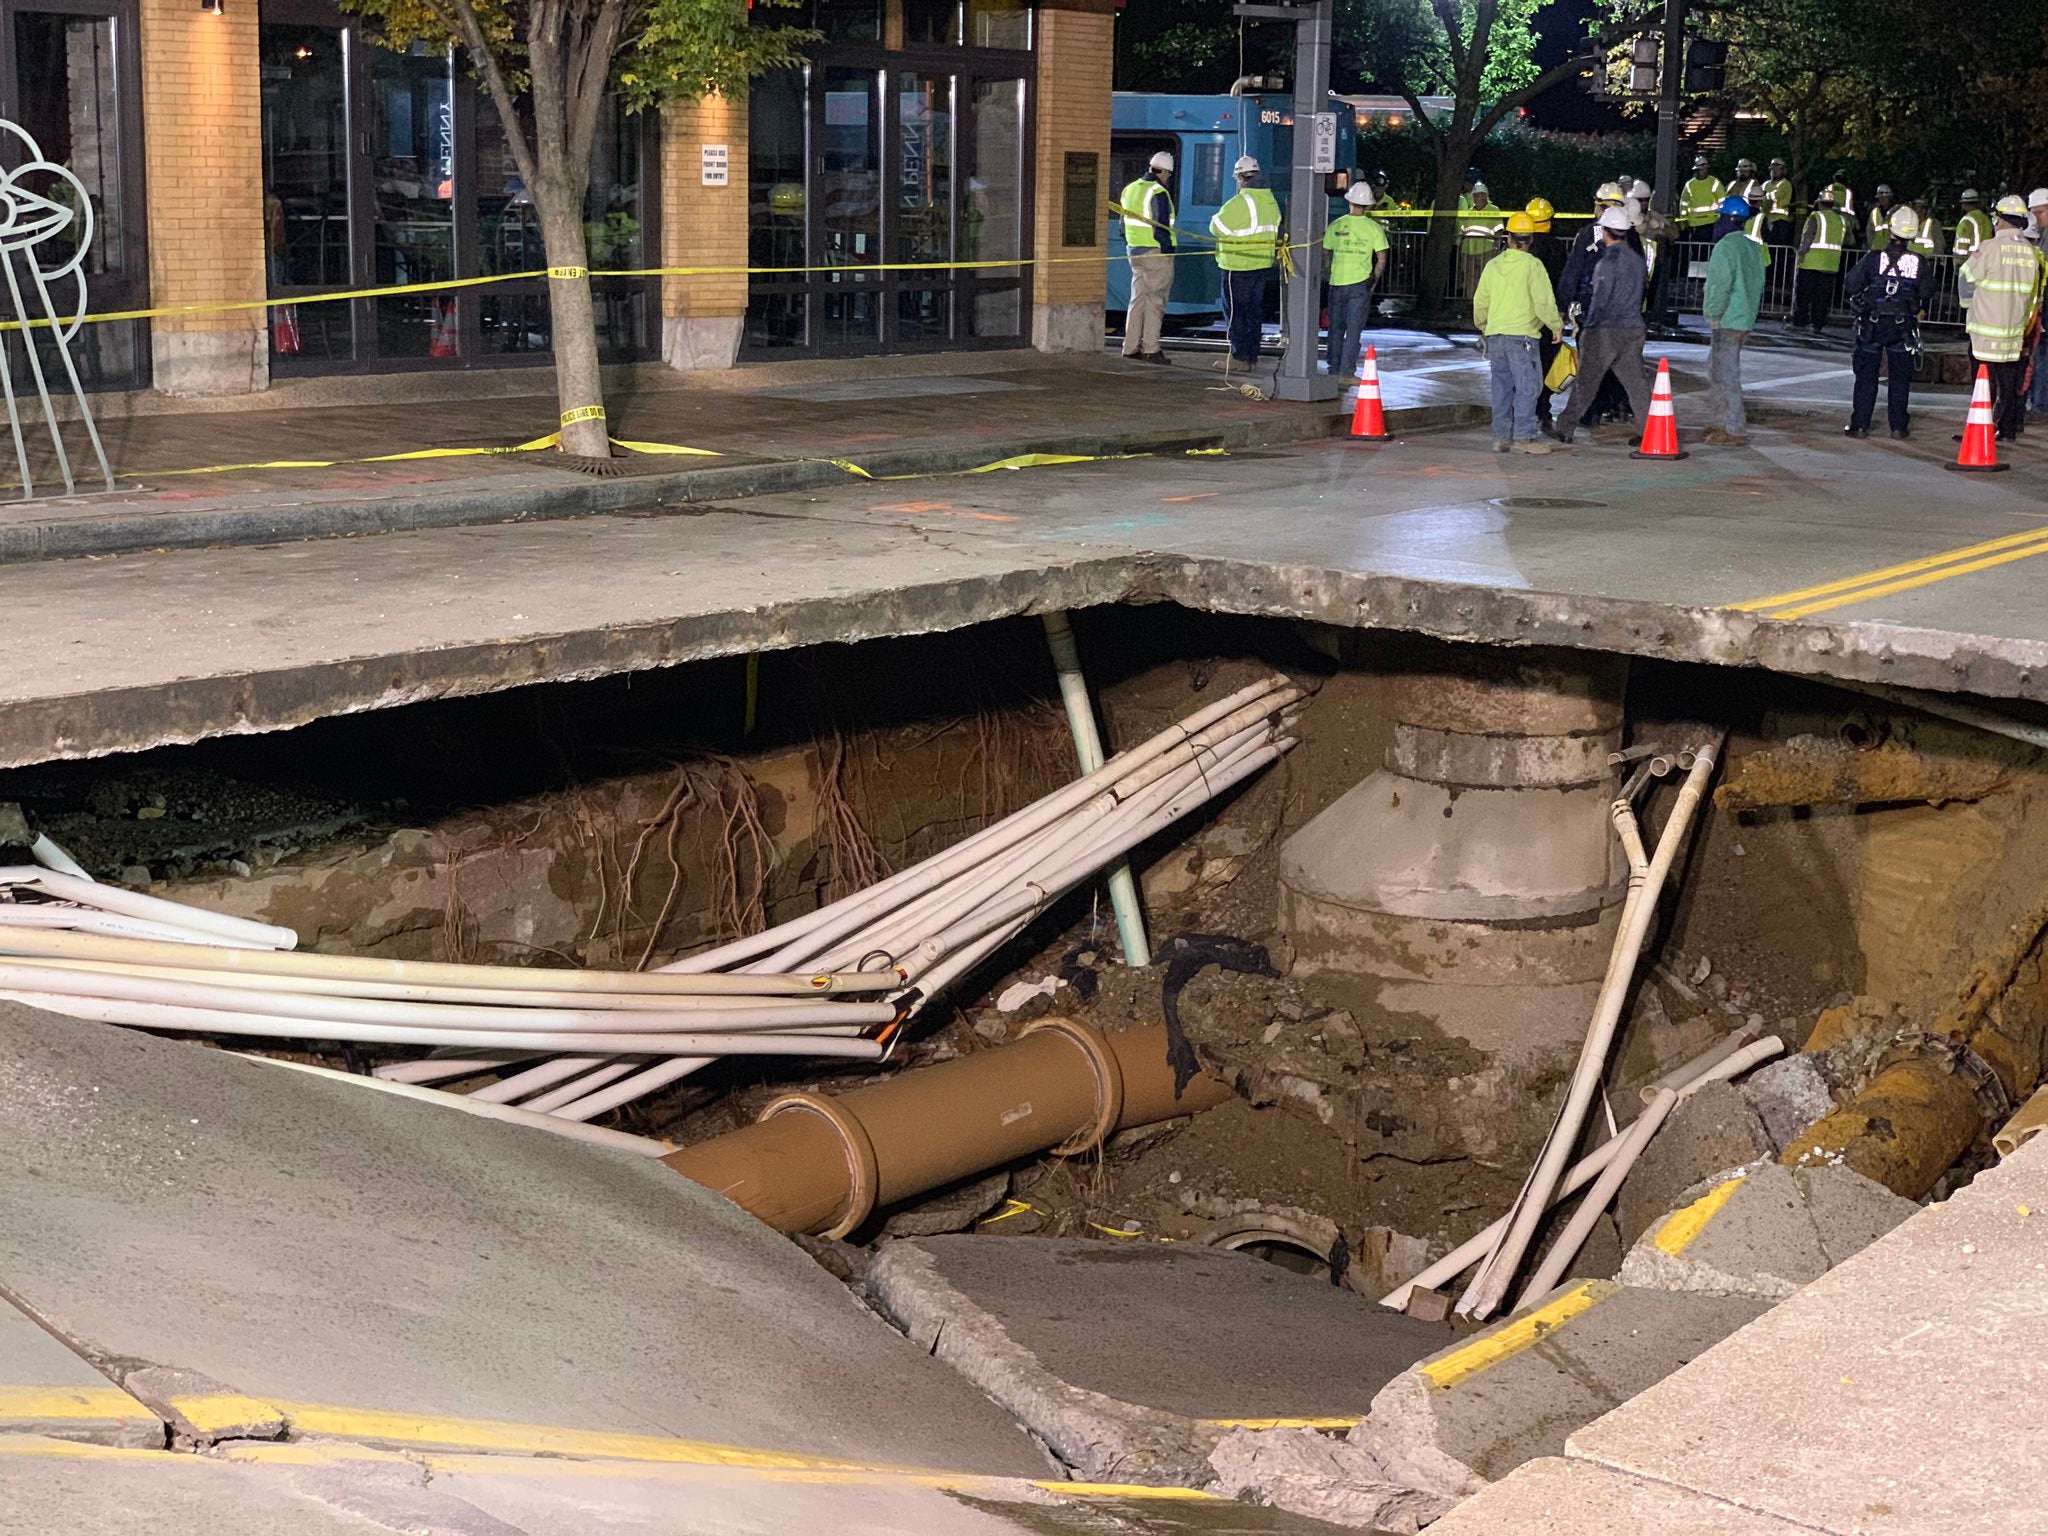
[0,119,114,500]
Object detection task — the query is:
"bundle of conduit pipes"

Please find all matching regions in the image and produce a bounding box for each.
[0,677,1301,1151]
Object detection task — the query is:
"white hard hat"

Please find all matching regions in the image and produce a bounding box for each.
[1232,155,1259,176]
[1997,194,2030,219]
[1344,182,1376,207]
[1595,181,1624,203]
[1960,188,1982,202]
[1627,181,1652,201]
[1470,181,1488,195]
[1888,207,1920,239]
[1596,206,1634,233]
[1149,150,1174,172]
[2030,188,2048,210]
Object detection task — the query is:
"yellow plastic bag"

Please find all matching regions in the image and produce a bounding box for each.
[1544,341,1577,391]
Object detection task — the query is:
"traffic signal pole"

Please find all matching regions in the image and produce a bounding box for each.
[1236,1,1340,402]
[1651,0,1686,326]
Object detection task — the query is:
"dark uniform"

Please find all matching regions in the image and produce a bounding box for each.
[1843,246,1928,438]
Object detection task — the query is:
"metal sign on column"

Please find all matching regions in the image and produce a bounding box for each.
[0,118,116,503]
[1235,0,1339,403]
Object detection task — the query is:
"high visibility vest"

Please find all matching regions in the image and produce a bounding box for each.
[1963,234,2046,360]
[1458,201,1503,254]
[1210,186,1280,271]
[1824,182,1856,218]
[1953,209,1996,258]
[1799,209,1847,272]
[1681,177,1724,227]
[1120,177,1171,251]
[1913,218,1944,257]
[1867,206,1901,252]
[1760,177,1793,219]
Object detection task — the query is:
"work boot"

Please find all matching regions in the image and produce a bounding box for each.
[1493,440,1512,453]
[1844,424,1869,438]
[1141,351,1172,365]
[1890,427,1910,440]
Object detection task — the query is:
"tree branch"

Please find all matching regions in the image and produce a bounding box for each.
[1472,47,1598,141]
[439,0,541,193]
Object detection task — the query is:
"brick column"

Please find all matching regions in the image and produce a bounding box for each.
[138,0,268,395]
[659,93,748,371]
[1029,0,1113,353]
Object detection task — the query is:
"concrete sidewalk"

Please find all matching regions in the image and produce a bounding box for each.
[1,340,1488,565]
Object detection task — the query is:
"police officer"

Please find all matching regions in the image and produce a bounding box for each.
[1210,155,1280,374]
[1844,206,1930,439]
[1118,150,1175,364]
[1793,187,1847,333]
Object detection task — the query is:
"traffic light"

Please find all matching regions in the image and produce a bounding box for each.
[1685,38,1728,95]
[1629,36,1661,93]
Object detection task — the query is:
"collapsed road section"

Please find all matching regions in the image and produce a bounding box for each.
[4,594,2048,1532]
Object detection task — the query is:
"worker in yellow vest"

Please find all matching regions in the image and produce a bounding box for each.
[1324,182,1390,388]
[1118,150,1176,364]
[1759,157,1795,255]
[1210,155,1280,373]
[1793,187,1848,333]
[1908,195,1944,257]
[1952,190,1995,259]
[1866,184,1900,251]
[1457,181,1504,295]
[1679,155,1724,240]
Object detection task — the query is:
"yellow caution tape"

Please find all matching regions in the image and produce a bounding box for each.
[977,1198,1039,1228]
[546,266,589,280]
[559,404,607,426]
[149,431,714,479]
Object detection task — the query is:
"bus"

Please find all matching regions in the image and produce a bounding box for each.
[1107,91,1361,322]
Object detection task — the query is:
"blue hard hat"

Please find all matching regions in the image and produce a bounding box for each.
[1720,194,1752,217]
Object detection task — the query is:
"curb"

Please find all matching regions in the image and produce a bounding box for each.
[0,403,1485,567]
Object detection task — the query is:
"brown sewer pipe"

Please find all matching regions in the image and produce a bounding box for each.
[663,1020,1233,1236]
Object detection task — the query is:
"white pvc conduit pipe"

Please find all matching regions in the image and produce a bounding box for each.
[1512,1086,1678,1309]
[1381,1034,1781,1310]
[0,867,298,949]
[1458,738,1723,1320]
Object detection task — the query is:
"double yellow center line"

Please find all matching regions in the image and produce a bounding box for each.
[1733,522,2048,621]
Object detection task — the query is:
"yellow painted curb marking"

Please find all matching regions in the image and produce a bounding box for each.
[0,1385,157,1424]
[1418,1280,1606,1392]
[1732,524,2048,619]
[1653,1175,1746,1257]
[164,1392,283,1434]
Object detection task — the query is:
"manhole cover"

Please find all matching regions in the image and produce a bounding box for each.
[1489,496,1608,510]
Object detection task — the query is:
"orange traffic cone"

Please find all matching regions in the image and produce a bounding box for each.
[429,297,459,359]
[1351,345,1390,441]
[1946,365,2008,473]
[270,305,300,356]
[1630,357,1687,460]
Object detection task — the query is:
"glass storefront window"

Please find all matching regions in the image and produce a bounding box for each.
[13,9,143,387]
[966,0,1029,49]
[894,72,950,340]
[903,0,959,44]
[260,23,353,363]
[963,75,1022,339]
[745,67,807,350]
[814,0,880,43]
[821,66,879,345]
[368,43,456,360]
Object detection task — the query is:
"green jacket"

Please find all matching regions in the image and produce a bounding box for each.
[1323,212,1389,287]
[1471,247,1562,338]
[1704,231,1765,331]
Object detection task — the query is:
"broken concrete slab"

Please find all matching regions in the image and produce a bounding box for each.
[1740,1054,1835,1152]
[0,1302,161,1449]
[1618,1163,1918,1300]
[1423,1456,1813,1534]
[865,1237,1451,1485]
[0,1007,1049,1478]
[119,1366,286,1447]
[1615,1083,1775,1246]
[1363,1280,1772,1485]
[1205,1426,1457,1534]
[1568,1129,2048,1536]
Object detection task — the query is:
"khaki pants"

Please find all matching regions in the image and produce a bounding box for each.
[1123,251,1173,356]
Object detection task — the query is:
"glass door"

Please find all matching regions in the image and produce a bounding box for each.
[1,0,149,390]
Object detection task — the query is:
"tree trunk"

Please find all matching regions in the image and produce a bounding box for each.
[535,195,610,459]
[1415,139,1470,318]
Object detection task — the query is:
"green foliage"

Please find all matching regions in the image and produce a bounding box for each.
[1335,0,1547,102]
[1358,117,1654,208]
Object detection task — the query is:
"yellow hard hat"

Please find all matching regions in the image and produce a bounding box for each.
[1524,197,1554,224]
[768,182,806,215]
[1505,211,1537,236]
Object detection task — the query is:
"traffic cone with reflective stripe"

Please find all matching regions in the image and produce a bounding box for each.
[1630,357,1687,460]
[1946,365,2007,473]
[1351,346,1391,441]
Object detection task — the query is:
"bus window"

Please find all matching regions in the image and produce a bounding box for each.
[1191,140,1225,206]
[1110,136,1177,210]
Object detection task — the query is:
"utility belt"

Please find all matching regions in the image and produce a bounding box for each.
[1854,309,1920,349]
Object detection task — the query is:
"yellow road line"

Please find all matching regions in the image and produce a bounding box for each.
[1653,1176,1746,1257]
[0,1385,158,1426]
[164,1393,283,1434]
[1203,1416,1360,1431]
[1767,540,2048,620]
[1418,1280,1607,1392]
[1732,524,2048,615]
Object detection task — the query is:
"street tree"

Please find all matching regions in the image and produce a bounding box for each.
[1339,0,1600,312]
[343,0,814,458]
